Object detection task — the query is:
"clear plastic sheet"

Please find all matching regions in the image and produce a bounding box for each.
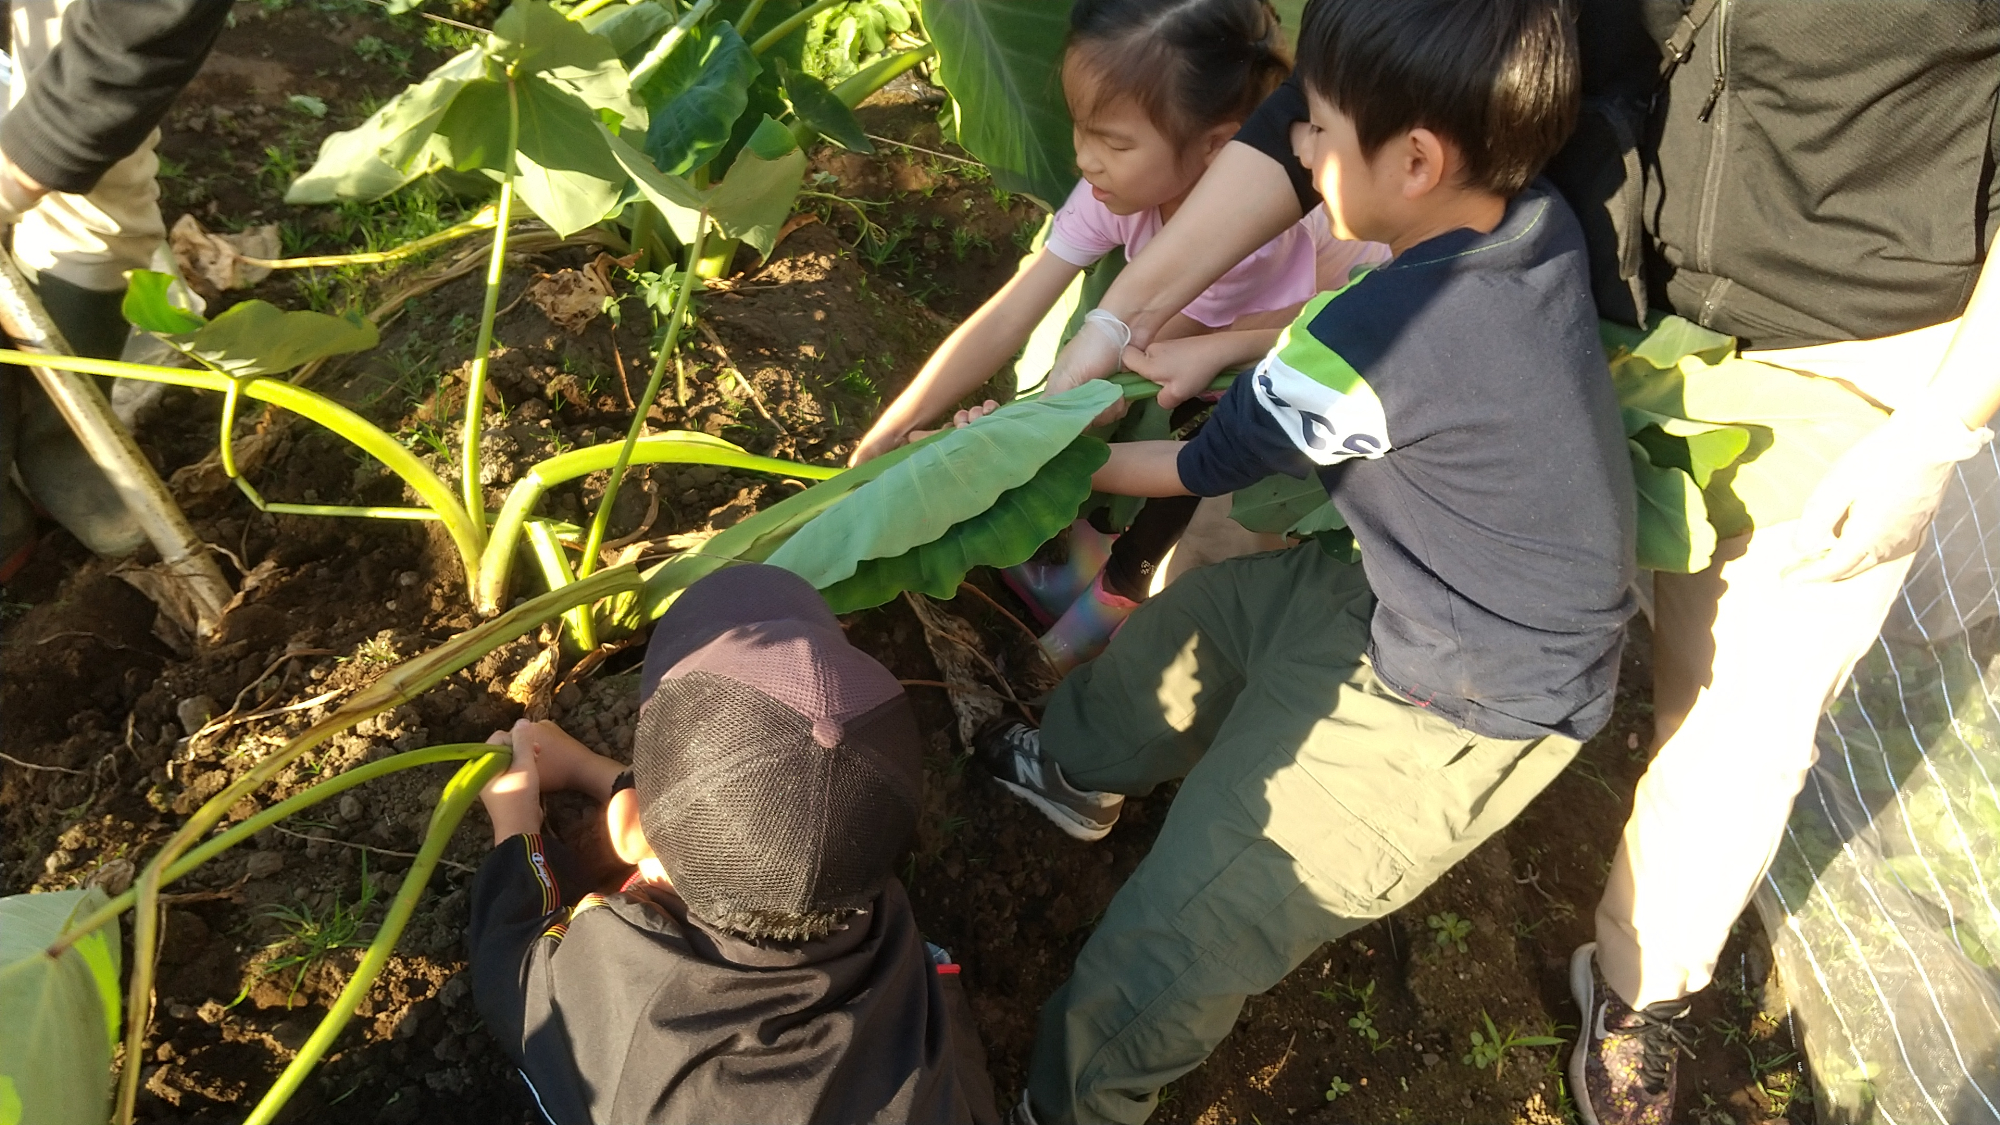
[1754,444,2000,1123]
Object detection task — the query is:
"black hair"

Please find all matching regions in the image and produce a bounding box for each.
[1295,0,1579,196]
[1066,0,1291,149]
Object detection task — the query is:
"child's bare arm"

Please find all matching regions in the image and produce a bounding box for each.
[1123,329,1281,407]
[851,248,1082,465]
[1092,441,1194,498]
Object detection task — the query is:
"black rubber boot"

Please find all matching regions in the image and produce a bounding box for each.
[5,276,145,557]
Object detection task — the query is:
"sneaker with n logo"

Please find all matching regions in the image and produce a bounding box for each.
[974,720,1123,841]
[1569,943,1693,1125]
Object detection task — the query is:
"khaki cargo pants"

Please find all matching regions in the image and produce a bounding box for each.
[1024,544,1585,1125]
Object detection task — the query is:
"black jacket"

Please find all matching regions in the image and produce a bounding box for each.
[1641,0,1999,348]
[1,0,232,194]
[467,832,1001,1125]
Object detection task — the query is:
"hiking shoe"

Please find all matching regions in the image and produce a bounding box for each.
[975,720,1123,841]
[1569,943,1694,1125]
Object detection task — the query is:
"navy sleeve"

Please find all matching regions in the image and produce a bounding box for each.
[1231,76,1320,214]
[1176,375,1321,497]
[1,0,233,194]
[467,832,586,1069]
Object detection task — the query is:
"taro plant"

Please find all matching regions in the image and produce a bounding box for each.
[0,5,1159,1118]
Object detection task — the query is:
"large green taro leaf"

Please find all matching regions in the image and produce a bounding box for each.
[706,116,809,257]
[642,22,759,177]
[286,48,484,203]
[488,0,620,77]
[124,272,378,376]
[1609,315,1883,539]
[512,77,631,237]
[585,0,673,65]
[920,0,1076,209]
[638,430,934,618]
[777,58,871,153]
[1623,408,1750,490]
[818,437,1107,611]
[1230,474,1326,535]
[1629,439,1716,573]
[0,889,120,1125]
[767,379,1124,588]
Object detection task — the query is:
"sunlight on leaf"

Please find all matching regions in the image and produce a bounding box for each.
[0,889,120,1125]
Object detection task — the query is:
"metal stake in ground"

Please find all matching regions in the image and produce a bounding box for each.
[0,248,233,636]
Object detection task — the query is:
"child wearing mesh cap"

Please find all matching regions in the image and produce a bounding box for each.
[466,564,1000,1125]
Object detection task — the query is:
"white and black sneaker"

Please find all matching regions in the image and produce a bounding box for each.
[975,720,1123,841]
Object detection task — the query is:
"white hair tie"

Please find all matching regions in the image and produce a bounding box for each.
[1083,308,1132,352]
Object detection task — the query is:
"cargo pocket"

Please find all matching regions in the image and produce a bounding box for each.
[1234,704,1481,920]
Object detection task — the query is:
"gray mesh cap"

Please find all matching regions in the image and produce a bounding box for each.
[631,564,922,937]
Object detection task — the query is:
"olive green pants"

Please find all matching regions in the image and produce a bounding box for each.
[1025,545,1584,1125]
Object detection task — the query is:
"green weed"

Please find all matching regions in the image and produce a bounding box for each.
[422,21,483,55]
[1460,1010,1563,1076]
[252,867,380,1007]
[1323,1075,1353,1102]
[948,226,992,262]
[352,35,414,74]
[1427,910,1473,955]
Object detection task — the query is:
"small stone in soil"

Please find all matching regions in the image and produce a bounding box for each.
[176,695,217,736]
[245,851,285,878]
[339,794,362,822]
[1422,1053,1441,1066]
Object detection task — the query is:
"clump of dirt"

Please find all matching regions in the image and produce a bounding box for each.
[0,11,1811,1125]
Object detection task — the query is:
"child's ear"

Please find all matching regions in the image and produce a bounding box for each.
[606,789,654,866]
[1402,128,1453,199]
[1199,120,1240,166]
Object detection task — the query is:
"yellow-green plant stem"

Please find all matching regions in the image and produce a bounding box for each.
[738,0,772,36]
[462,71,521,524]
[581,216,708,580]
[232,474,463,522]
[567,0,620,20]
[241,749,510,1125]
[477,429,834,614]
[0,348,485,592]
[694,236,738,280]
[524,520,596,650]
[238,207,500,270]
[749,0,843,54]
[86,566,639,1123]
[627,0,715,89]
[832,42,936,107]
[68,744,494,937]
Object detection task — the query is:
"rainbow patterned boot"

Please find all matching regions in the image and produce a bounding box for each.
[1038,573,1140,673]
[1001,519,1116,626]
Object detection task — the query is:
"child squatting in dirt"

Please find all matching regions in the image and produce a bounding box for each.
[972,0,1638,1121]
[465,564,1000,1125]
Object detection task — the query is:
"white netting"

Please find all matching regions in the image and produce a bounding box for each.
[1754,443,2000,1123]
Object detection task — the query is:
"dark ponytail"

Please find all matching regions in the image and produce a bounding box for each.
[1066,0,1291,148]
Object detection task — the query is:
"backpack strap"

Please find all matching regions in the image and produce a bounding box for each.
[1660,0,1723,79]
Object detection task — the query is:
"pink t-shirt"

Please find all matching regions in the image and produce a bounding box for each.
[1043,179,1391,328]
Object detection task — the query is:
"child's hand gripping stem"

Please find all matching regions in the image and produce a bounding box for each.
[1121,328,1281,408]
[478,719,629,842]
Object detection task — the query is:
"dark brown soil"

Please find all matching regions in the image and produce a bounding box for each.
[0,7,1810,1125]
